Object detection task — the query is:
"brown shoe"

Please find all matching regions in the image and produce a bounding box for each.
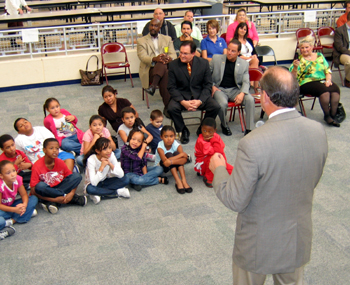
[344,79,350,88]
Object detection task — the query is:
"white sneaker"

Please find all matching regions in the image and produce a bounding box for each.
[89,195,101,205]
[117,187,130,199]
[31,209,38,217]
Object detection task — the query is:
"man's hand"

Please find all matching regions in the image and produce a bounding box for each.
[209,153,226,174]
[234,92,245,105]
[212,86,219,96]
[180,100,193,111]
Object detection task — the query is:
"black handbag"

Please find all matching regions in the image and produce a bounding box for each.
[79,55,103,86]
[335,102,346,123]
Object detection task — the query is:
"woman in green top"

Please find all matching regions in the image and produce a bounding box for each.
[290,35,341,127]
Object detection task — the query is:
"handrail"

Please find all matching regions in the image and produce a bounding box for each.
[0,8,344,59]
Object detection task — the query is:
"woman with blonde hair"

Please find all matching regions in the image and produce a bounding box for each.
[226,8,259,46]
[290,35,341,127]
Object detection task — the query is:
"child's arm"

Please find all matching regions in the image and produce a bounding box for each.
[157,147,187,167]
[87,158,109,186]
[83,133,101,155]
[61,109,77,124]
[142,165,147,175]
[118,130,128,144]
[140,125,153,144]
[107,136,117,151]
[0,192,26,215]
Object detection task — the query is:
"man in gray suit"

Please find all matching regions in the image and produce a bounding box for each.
[210,39,255,136]
[209,66,328,284]
[334,12,350,87]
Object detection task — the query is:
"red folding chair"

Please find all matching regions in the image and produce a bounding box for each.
[101,42,134,87]
[295,28,323,54]
[249,68,265,119]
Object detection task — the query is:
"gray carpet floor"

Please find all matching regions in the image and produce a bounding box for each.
[0,68,349,284]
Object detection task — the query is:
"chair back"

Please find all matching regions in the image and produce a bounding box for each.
[295,28,322,52]
[249,68,263,82]
[255,45,277,65]
[317,26,335,48]
[101,42,128,64]
[220,33,227,41]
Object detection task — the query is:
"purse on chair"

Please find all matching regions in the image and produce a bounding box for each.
[79,55,103,86]
[335,103,346,123]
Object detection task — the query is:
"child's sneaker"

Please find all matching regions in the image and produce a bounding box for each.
[69,194,87,206]
[89,195,101,205]
[117,187,130,198]
[31,209,38,217]
[130,183,142,192]
[73,164,80,173]
[41,201,59,214]
[203,177,213,188]
[145,153,156,162]
[186,154,192,164]
[0,226,16,240]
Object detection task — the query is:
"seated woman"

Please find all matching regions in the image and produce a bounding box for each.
[98,85,139,134]
[173,21,201,57]
[201,19,227,62]
[226,8,259,47]
[290,35,341,127]
[234,22,259,69]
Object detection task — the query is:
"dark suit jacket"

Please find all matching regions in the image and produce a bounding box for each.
[213,110,328,274]
[333,24,350,67]
[167,56,212,104]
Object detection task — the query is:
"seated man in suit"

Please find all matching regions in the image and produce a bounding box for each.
[168,41,220,144]
[137,18,176,116]
[334,12,350,87]
[174,11,203,42]
[210,39,255,136]
[142,8,177,41]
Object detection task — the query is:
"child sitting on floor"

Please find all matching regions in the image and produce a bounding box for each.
[77,115,120,167]
[84,137,130,205]
[117,107,155,161]
[30,138,85,214]
[145,109,163,154]
[0,134,32,189]
[155,125,192,194]
[43,97,84,155]
[120,129,167,192]
[194,118,233,188]
[0,160,38,241]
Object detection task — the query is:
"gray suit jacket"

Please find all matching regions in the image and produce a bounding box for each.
[210,54,250,95]
[333,24,350,68]
[213,110,328,274]
[137,34,176,89]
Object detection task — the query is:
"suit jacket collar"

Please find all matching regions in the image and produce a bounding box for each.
[266,109,301,124]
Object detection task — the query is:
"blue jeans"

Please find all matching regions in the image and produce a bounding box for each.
[0,195,38,230]
[86,176,129,196]
[76,149,121,168]
[61,134,81,155]
[35,173,82,198]
[125,166,163,186]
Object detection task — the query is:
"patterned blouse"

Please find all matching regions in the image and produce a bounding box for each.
[289,53,331,86]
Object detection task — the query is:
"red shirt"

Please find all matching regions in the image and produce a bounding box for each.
[0,150,32,173]
[30,157,72,188]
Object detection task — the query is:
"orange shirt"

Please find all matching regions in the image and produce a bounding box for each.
[337,12,348,27]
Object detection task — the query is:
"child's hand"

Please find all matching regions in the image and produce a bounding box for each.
[65,115,75,122]
[163,159,172,167]
[93,133,102,140]
[145,137,152,144]
[15,203,26,216]
[14,155,24,166]
[63,192,74,204]
[100,157,109,168]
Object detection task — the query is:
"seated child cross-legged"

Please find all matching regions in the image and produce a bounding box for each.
[0,160,38,241]
[156,126,192,194]
[77,115,120,167]
[120,129,168,192]
[145,109,163,154]
[30,138,86,214]
[0,134,32,190]
[84,137,130,205]
[117,107,155,161]
[194,118,233,188]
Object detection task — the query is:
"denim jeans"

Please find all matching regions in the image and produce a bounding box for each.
[125,166,163,186]
[76,149,121,168]
[0,195,38,230]
[61,134,81,155]
[86,176,129,196]
[35,173,82,198]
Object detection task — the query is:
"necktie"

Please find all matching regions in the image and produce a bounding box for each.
[187,62,191,76]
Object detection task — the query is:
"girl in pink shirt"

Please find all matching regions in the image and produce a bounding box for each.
[0,160,38,240]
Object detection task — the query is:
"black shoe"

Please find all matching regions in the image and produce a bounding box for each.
[175,184,186,194]
[69,194,87,206]
[203,177,213,188]
[131,183,142,191]
[163,107,170,119]
[345,79,350,88]
[184,187,193,193]
[180,127,190,144]
[324,116,340,127]
[145,85,156,96]
[244,129,251,136]
[221,124,232,136]
[196,126,202,136]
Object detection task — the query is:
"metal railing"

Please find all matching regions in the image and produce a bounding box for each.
[0,8,343,59]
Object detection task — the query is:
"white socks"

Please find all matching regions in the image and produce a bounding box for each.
[5,219,13,227]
